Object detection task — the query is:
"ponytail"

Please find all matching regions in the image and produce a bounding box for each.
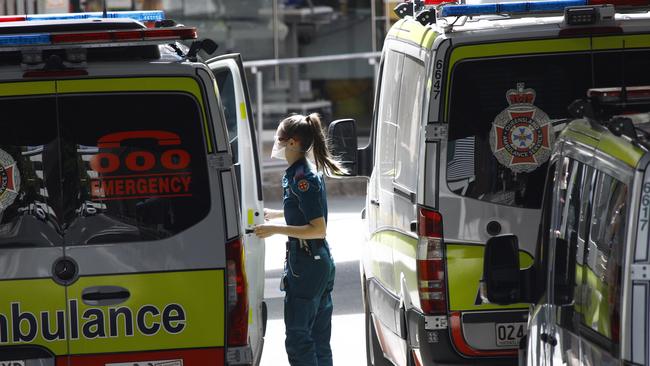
[277,113,346,175]
[304,113,346,175]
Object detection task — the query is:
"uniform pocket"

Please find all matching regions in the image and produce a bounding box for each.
[286,256,329,299]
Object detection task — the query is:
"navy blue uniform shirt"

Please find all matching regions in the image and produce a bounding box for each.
[283,158,328,242]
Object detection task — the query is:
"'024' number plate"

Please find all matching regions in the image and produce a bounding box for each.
[495,322,526,347]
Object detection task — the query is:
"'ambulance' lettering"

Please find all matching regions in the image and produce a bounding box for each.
[0,300,186,344]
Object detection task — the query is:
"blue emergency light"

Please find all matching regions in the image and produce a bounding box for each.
[0,33,49,46]
[440,0,587,17]
[0,10,165,23]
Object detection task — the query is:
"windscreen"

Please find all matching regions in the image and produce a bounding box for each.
[447,49,650,209]
[0,93,211,247]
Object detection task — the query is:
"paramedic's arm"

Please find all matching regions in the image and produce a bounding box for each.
[254,217,326,239]
[264,208,284,221]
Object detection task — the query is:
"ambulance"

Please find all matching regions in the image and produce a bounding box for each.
[0,10,267,366]
[327,0,650,365]
[483,86,650,365]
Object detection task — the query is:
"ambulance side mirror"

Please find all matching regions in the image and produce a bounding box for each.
[483,234,522,305]
[327,119,358,177]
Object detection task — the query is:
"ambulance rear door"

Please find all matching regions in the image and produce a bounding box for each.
[58,77,229,365]
[0,81,68,365]
[208,54,267,364]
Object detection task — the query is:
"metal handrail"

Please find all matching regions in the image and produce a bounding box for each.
[243,51,381,69]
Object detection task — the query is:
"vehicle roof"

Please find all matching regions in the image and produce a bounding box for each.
[560,118,647,168]
[388,9,650,49]
[0,16,204,79]
[0,18,146,33]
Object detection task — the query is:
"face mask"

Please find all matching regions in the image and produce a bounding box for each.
[271,138,287,160]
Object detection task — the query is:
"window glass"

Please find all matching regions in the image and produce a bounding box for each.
[215,69,239,163]
[550,159,584,306]
[394,56,425,191]
[59,93,211,245]
[535,161,558,294]
[447,53,593,208]
[0,96,62,247]
[581,172,627,343]
[376,50,403,191]
[447,50,650,209]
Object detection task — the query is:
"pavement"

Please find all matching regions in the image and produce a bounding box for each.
[259,195,367,366]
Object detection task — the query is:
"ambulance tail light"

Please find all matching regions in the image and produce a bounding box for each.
[226,237,249,347]
[416,207,447,315]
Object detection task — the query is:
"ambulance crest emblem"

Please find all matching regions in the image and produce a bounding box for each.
[0,148,20,210]
[489,83,554,173]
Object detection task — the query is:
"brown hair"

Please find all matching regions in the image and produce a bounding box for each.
[277,113,346,175]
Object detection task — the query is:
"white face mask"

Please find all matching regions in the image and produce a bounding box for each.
[271,139,287,160]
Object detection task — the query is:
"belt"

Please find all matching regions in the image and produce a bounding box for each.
[286,238,325,256]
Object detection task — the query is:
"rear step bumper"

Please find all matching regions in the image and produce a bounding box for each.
[406,308,518,366]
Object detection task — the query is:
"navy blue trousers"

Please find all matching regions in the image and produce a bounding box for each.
[284,243,336,366]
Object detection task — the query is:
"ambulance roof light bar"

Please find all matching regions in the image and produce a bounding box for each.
[439,0,586,17]
[0,10,165,24]
[0,27,197,49]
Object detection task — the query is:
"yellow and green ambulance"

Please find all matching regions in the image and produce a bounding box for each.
[328,0,650,365]
[483,86,650,365]
[0,10,266,366]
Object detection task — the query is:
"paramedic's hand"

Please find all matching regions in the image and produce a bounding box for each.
[264,208,284,221]
[254,224,280,239]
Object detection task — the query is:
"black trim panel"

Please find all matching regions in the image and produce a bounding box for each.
[462,310,528,324]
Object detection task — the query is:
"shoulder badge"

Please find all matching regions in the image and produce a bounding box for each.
[489,83,554,173]
[297,179,310,192]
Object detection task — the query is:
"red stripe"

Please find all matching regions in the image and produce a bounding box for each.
[449,312,517,357]
[66,348,224,366]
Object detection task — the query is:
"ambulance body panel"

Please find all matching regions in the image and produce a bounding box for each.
[0,14,264,366]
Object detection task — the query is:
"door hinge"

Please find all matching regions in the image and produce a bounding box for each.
[631,264,650,281]
[208,152,233,170]
[425,123,448,141]
[424,315,448,330]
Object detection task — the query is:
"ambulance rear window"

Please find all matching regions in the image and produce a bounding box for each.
[0,93,211,247]
[447,49,650,209]
[61,93,211,245]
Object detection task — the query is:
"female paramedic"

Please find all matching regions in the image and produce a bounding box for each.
[254,113,343,366]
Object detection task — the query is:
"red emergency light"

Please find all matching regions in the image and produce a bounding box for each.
[588,86,650,99]
[49,27,197,45]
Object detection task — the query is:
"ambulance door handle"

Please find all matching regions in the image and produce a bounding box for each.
[370,199,380,206]
[82,286,130,306]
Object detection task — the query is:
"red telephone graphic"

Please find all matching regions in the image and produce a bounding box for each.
[91,130,190,173]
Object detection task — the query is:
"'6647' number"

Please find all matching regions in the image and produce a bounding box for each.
[640,183,650,232]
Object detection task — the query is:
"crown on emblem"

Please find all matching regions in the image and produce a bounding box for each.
[506,82,536,105]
